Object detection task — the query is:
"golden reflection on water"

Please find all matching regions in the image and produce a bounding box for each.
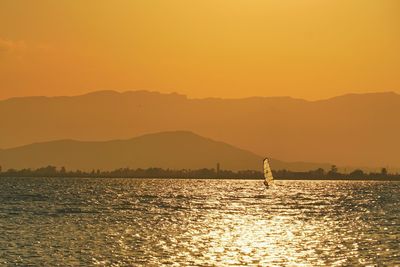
[0,178,399,266]
[191,212,322,266]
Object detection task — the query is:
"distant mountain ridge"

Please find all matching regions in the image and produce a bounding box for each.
[1,90,399,169]
[0,131,331,172]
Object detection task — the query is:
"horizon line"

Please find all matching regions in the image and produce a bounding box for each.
[0,89,398,102]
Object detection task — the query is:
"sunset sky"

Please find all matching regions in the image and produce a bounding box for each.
[1,0,399,100]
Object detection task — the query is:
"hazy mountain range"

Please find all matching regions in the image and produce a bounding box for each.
[0,90,399,170]
[0,131,330,172]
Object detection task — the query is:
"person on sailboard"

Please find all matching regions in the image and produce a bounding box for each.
[263,158,274,188]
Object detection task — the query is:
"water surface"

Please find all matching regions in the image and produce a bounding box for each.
[0,178,399,266]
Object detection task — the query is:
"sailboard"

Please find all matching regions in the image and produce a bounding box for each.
[263,158,274,187]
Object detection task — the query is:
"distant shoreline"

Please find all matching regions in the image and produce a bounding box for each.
[1,176,399,181]
[1,166,399,181]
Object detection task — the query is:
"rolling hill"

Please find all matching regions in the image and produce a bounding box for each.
[0,131,330,172]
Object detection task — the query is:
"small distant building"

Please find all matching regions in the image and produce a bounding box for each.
[216,162,220,174]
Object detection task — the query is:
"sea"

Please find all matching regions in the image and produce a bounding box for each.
[0,178,399,266]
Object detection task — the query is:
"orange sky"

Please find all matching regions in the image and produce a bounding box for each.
[1,0,399,100]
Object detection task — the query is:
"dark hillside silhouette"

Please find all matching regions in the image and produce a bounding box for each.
[0,131,331,172]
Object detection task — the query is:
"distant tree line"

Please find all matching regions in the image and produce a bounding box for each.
[274,165,399,180]
[0,165,399,180]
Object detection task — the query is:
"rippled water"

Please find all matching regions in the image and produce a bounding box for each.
[0,178,399,266]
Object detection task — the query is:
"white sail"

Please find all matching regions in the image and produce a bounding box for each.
[263,158,274,185]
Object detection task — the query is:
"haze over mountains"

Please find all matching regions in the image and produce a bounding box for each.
[0,131,329,172]
[1,90,399,170]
